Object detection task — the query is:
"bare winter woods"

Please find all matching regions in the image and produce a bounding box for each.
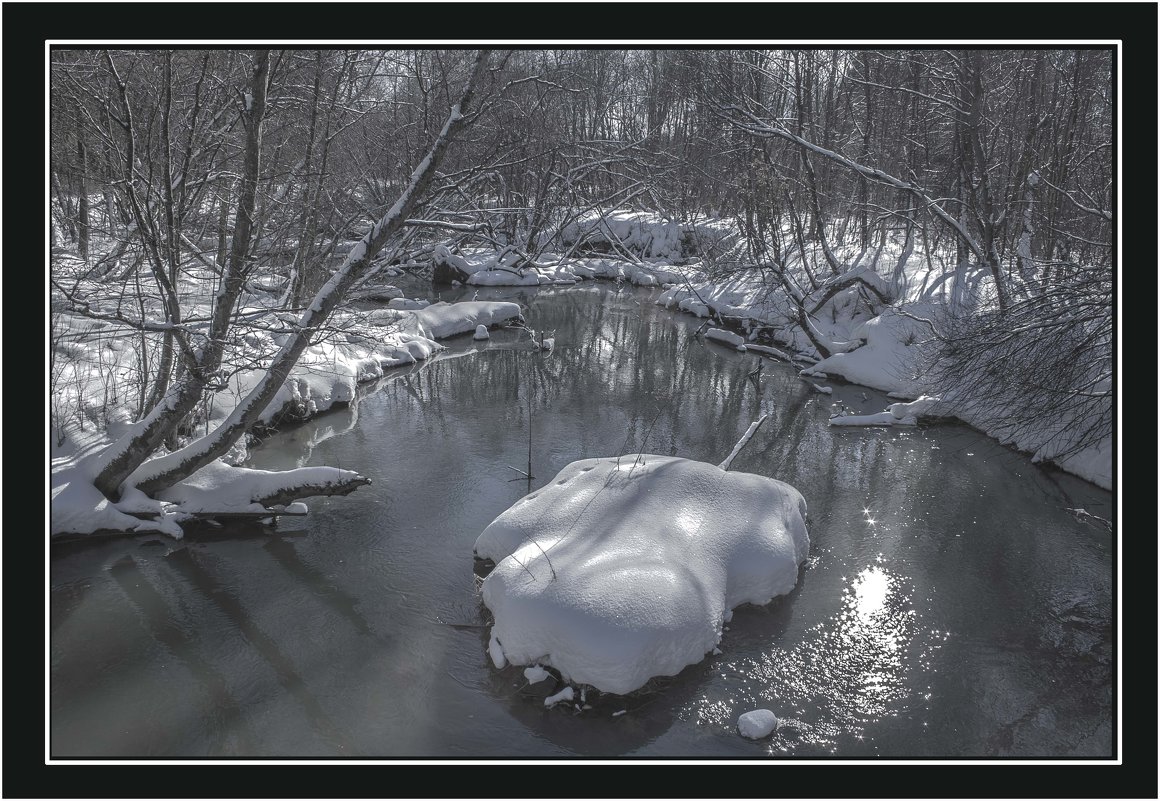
[49,48,1113,516]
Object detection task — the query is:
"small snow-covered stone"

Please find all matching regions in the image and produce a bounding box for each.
[544,687,574,707]
[705,327,747,351]
[387,297,430,310]
[523,665,550,684]
[488,631,506,669]
[737,709,778,739]
[474,324,490,341]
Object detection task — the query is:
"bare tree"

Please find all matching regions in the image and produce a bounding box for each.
[52,48,495,503]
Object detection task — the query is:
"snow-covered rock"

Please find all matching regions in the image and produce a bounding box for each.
[737,709,778,739]
[432,244,472,284]
[705,328,747,351]
[544,687,574,707]
[412,301,522,339]
[467,269,544,287]
[386,297,430,310]
[473,324,490,341]
[475,455,809,695]
[523,665,551,685]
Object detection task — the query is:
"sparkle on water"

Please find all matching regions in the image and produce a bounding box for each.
[50,283,1114,758]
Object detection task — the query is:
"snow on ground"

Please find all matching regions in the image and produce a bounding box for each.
[737,709,778,739]
[1043,441,1111,489]
[474,455,809,695]
[440,245,706,289]
[811,305,938,396]
[946,391,1112,489]
[51,433,364,538]
[558,210,739,261]
[52,431,183,537]
[648,229,1109,490]
[196,300,520,445]
[50,300,523,537]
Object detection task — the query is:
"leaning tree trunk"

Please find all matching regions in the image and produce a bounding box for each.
[93,49,272,501]
[130,50,493,497]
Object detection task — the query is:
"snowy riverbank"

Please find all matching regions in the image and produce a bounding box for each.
[649,258,1111,491]
[50,300,523,538]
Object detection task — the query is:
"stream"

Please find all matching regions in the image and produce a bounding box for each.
[50,283,1115,758]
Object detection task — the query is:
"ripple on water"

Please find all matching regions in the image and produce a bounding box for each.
[686,564,947,754]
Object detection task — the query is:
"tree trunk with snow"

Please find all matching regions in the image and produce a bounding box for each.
[1018,170,1042,294]
[93,49,272,500]
[130,50,493,497]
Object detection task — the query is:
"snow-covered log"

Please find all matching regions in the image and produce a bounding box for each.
[829,395,940,427]
[253,475,371,507]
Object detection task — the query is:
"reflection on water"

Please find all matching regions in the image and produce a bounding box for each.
[51,283,1114,757]
[687,561,926,755]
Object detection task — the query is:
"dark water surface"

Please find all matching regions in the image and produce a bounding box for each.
[50,284,1115,758]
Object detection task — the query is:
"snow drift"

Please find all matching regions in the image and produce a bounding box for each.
[474,455,809,695]
[558,210,739,261]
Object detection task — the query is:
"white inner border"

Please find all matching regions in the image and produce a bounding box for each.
[44,39,1123,769]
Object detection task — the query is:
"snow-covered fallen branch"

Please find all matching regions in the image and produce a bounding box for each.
[718,414,769,470]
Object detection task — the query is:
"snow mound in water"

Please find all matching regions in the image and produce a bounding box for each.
[737,708,779,739]
[474,455,809,695]
[411,300,522,339]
